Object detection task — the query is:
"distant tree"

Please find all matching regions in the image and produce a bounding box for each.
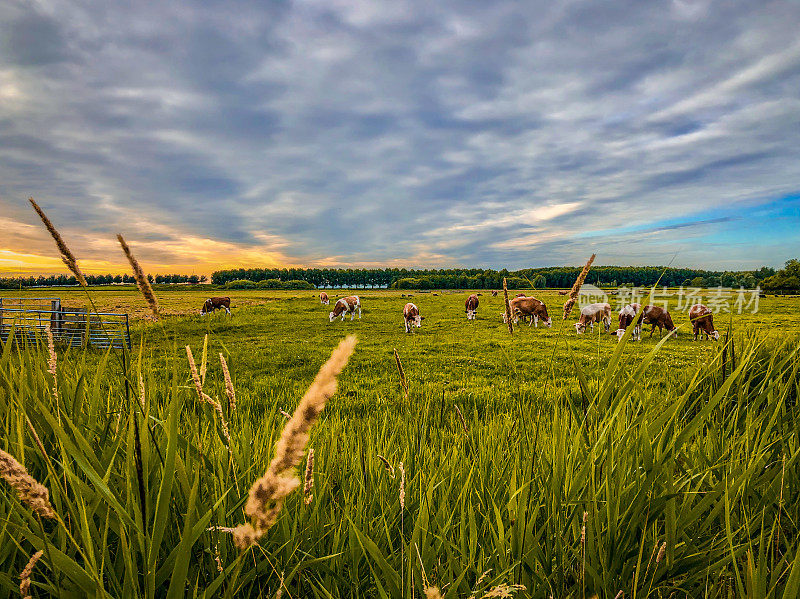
[762,259,800,291]
[690,276,706,288]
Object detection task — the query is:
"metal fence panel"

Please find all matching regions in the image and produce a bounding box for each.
[0,298,131,349]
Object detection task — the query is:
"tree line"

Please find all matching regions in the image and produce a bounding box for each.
[761,259,800,291]
[3,262,794,290]
[0,273,207,289]
[210,265,781,289]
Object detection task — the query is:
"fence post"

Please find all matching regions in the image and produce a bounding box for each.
[50,299,62,335]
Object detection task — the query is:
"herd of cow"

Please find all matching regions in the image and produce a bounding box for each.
[200,291,721,341]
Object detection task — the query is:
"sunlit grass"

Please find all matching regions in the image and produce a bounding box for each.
[0,286,798,597]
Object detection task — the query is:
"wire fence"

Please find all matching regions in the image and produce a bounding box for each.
[0,297,131,350]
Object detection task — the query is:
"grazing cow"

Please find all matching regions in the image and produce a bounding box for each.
[201,297,231,315]
[465,294,479,320]
[320,292,329,305]
[642,305,678,337]
[491,290,498,297]
[403,302,423,333]
[329,296,361,322]
[689,304,719,341]
[505,296,552,328]
[575,302,612,334]
[614,303,642,341]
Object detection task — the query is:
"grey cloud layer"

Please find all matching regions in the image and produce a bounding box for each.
[1,0,799,269]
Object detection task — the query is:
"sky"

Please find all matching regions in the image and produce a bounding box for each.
[1,0,800,276]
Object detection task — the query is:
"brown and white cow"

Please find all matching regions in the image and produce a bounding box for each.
[465,294,479,320]
[614,303,642,341]
[201,296,231,315]
[575,302,612,334]
[505,296,552,328]
[320,292,329,305]
[329,296,361,322]
[403,302,423,332]
[689,304,719,341]
[642,305,678,337]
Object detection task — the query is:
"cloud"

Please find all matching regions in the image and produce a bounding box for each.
[1,0,799,274]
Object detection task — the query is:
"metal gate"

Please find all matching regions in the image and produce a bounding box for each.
[0,297,131,350]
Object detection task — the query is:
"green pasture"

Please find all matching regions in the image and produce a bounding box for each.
[0,286,798,597]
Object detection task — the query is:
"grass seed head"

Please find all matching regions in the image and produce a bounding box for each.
[0,448,56,519]
[303,448,314,505]
[138,375,146,410]
[399,461,406,509]
[186,346,231,450]
[376,454,395,478]
[481,584,526,598]
[19,550,43,599]
[563,253,596,319]
[656,541,667,563]
[45,324,59,404]
[232,335,357,549]
[116,234,159,318]
[220,353,236,412]
[29,198,87,286]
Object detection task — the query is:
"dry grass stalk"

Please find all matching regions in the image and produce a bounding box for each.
[29,198,87,286]
[398,461,406,509]
[614,591,624,599]
[376,454,395,478]
[582,510,588,591]
[220,353,236,412]
[393,348,409,399]
[481,584,526,598]
[186,346,231,450]
[455,405,468,435]
[563,253,596,319]
[776,452,785,559]
[656,541,667,564]
[214,543,223,573]
[0,448,56,519]
[19,550,44,599]
[275,572,285,599]
[502,278,513,334]
[138,375,146,411]
[581,510,587,545]
[116,234,159,318]
[232,336,357,549]
[303,448,314,505]
[200,334,209,384]
[471,570,492,595]
[279,409,291,420]
[44,324,59,405]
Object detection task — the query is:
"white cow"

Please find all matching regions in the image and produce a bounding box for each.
[575,302,612,334]
[329,296,361,322]
[403,302,423,333]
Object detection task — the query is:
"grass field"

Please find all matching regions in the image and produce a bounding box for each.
[0,285,799,598]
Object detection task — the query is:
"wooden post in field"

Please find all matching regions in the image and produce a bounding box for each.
[503,277,513,334]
